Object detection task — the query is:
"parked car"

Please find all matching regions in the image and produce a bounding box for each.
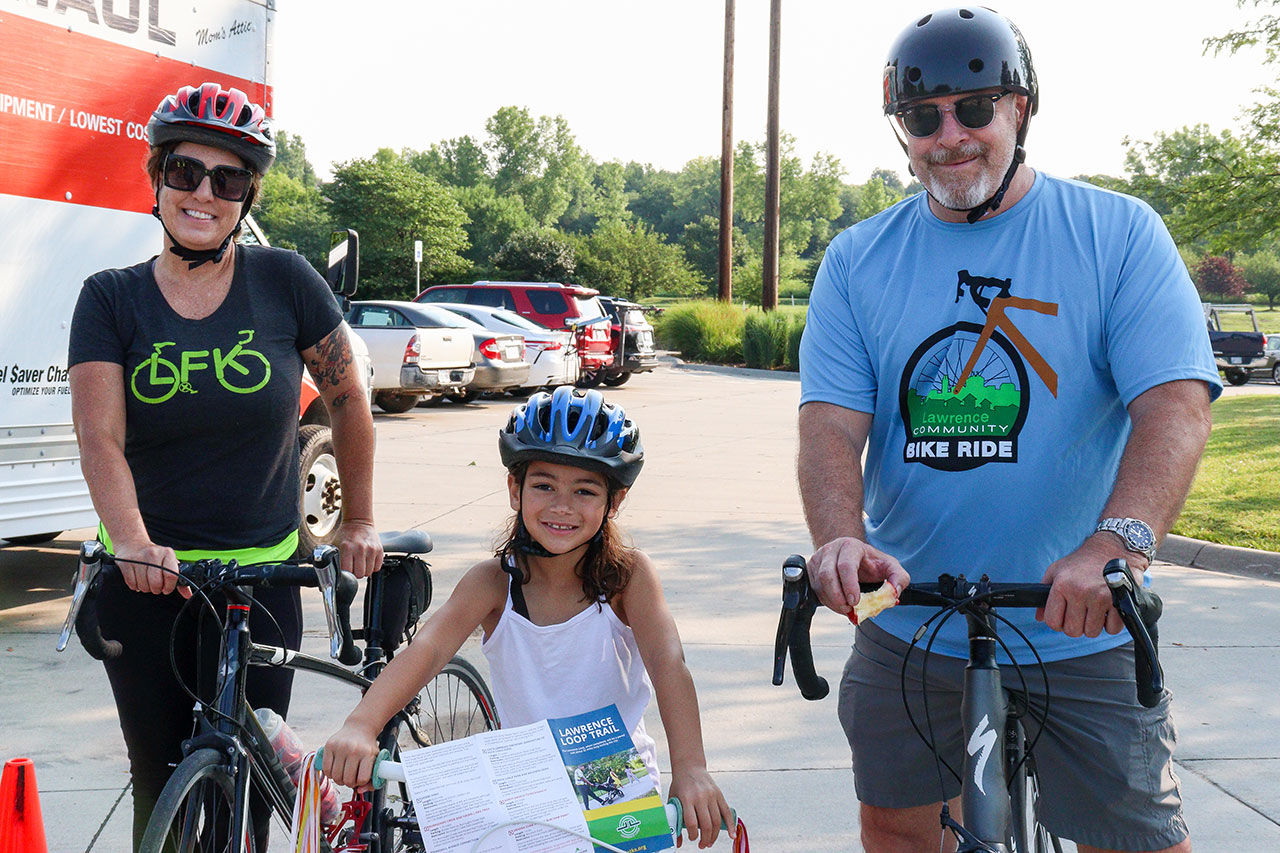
[345,301,474,413]
[596,296,660,387]
[1204,303,1267,385]
[415,281,613,382]
[1257,332,1280,384]
[398,303,530,402]
[426,303,579,391]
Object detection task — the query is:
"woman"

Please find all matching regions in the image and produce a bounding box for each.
[67,81,382,849]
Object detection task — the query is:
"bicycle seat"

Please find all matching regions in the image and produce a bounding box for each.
[380,529,433,555]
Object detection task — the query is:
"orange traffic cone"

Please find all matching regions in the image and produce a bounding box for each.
[0,758,47,853]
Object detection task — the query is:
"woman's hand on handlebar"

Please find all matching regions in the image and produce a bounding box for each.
[1040,536,1144,637]
[113,540,188,598]
[669,767,735,849]
[338,520,384,579]
[808,537,910,616]
[321,720,380,792]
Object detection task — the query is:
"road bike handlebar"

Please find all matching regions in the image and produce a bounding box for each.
[56,540,362,665]
[772,555,1165,708]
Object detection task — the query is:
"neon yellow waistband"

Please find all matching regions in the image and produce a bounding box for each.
[97,524,299,564]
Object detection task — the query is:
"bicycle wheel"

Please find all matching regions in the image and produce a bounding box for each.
[399,656,499,749]
[1004,719,1062,853]
[139,748,253,853]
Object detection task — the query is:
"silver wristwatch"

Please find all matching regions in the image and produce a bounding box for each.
[1094,517,1157,562]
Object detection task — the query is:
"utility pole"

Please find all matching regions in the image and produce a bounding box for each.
[762,0,781,311]
[718,0,735,302]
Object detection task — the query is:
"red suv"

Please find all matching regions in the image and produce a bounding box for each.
[415,282,614,377]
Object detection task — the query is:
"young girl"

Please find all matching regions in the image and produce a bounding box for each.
[322,386,734,848]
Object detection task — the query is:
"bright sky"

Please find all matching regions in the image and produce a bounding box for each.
[270,1,1274,185]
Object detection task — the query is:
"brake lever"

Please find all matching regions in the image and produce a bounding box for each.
[312,545,343,659]
[1104,558,1165,708]
[57,541,106,652]
[771,558,803,685]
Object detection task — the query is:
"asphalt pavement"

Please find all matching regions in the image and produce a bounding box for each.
[2,361,1278,851]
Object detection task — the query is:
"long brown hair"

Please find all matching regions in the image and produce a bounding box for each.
[495,461,636,604]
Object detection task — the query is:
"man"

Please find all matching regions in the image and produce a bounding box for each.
[797,7,1219,852]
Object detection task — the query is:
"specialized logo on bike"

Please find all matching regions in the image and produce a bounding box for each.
[967,713,998,796]
[898,271,1058,471]
[130,330,272,404]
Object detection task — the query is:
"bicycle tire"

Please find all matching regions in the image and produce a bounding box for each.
[139,748,253,853]
[357,658,499,853]
[1004,719,1062,853]
[399,656,500,749]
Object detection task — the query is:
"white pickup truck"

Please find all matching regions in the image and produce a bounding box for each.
[346,301,475,413]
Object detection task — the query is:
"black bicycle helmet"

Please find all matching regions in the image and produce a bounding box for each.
[882,7,1038,223]
[147,82,275,174]
[499,387,644,487]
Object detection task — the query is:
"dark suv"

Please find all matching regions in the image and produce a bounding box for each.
[415,282,614,380]
[596,296,660,386]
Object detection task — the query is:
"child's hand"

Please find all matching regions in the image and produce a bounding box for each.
[321,722,380,791]
[669,768,735,849]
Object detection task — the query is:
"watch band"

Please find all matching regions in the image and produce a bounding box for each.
[1095,517,1157,561]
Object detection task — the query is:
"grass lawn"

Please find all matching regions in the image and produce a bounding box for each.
[1173,394,1280,553]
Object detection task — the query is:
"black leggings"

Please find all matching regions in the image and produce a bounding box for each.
[98,574,302,851]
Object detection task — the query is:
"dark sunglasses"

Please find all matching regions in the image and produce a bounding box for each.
[897,92,1009,139]
[162,154,255,202]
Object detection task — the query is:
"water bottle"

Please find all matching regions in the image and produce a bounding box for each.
[255,708,340,823]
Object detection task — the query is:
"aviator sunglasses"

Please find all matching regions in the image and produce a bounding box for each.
[896,91,1009,139]
[162,153,255,202]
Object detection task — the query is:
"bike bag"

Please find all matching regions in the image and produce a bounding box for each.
[363,555,432,652]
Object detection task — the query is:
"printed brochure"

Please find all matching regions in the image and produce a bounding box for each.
[399,704,673,853]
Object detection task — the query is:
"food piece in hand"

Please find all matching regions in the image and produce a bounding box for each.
[847,582,899,625]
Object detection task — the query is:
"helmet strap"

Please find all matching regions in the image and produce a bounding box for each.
[151,192,242,270]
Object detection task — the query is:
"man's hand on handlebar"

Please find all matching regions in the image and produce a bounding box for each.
[808,537,910,616]
[1040,536,1147,638]
[338,519,384,579]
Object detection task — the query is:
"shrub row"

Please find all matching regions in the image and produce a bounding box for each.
[653,302,805,371]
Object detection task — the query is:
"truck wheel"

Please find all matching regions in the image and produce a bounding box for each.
[376,392,420,414]
[1273,364,1280,385]
[576,369,604,389]
[602,371,631,387]
[299,424,341,552]
[1225,368,1249,386]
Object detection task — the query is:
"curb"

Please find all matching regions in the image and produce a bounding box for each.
[1157,534,1280,581]
[658,354,1280,581]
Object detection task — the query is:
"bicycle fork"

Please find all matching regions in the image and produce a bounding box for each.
[960,613,1012,852]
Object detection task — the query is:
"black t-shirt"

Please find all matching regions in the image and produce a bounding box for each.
[69,245,343,551]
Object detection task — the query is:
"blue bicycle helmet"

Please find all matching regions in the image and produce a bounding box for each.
[499,387,644,487]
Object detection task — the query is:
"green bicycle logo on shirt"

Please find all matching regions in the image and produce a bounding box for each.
[130,330,272,404]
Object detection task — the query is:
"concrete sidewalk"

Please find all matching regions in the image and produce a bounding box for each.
[3,363,1277,851]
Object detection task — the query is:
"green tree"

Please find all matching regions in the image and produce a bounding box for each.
[450,184,536,269]
[327,156,469,299]
[577,222,701,300]
[1242,249,1280,308]
[677,214,751,294]
[272,129,318,188]
[491,230,578,282]
[406,136,489,188]
[252,171,331,267]
[485,107,591,227]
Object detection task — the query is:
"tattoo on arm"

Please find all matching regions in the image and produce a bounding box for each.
[306,327,353,390]
[331,390,353,409]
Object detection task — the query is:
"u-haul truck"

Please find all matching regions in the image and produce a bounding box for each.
[0,1,362,547]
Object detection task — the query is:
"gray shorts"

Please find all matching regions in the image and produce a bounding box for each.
[839,622,1188,851]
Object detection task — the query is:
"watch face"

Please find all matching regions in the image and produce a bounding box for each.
[1124,520,1155,551]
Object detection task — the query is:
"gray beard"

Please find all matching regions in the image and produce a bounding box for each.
[920,144,1014,211]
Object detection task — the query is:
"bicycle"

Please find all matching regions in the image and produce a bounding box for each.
[772,554,1164,853]
[56,530,499,852]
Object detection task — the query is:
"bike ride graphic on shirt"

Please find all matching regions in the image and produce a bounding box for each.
[897,271,1058,472]
[130,328,272,403]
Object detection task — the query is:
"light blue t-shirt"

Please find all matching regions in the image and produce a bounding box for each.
[800,172,1221,663]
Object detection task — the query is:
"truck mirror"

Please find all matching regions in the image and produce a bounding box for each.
[326,229,359,298]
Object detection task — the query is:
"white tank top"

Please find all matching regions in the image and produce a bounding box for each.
[481,577,661,793]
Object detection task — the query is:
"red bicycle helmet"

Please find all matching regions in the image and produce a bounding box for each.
[147,82,275,173]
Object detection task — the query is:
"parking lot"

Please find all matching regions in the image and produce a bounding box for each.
[3,360,1280,851]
